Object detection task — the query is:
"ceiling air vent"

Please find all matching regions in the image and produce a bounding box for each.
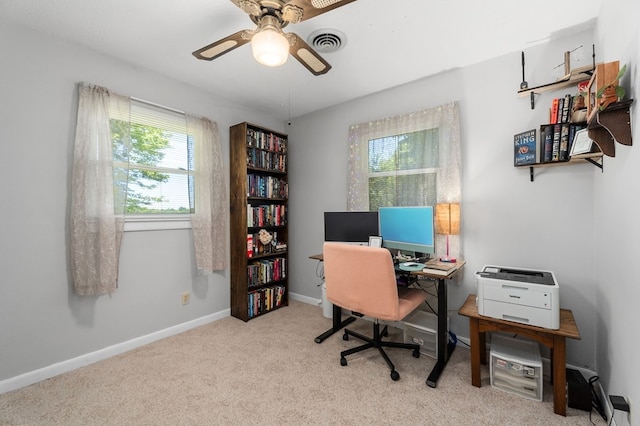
[307,29,346,53]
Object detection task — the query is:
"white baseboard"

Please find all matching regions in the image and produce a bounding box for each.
[289,291,321,306]
[0,309,230,395]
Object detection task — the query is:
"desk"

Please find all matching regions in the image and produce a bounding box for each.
[310,253,465,388]
[458,294,581,416]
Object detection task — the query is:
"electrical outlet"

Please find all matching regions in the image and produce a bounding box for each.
[181,292,190,305]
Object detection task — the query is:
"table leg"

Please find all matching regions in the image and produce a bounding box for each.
[469,317,481,387]
[552,335,567,416]
[479,331,487,365]
[426,278,454,388]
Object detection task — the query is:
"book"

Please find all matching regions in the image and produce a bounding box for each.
[247,234,254,258]
[551,124,562,161]
[561,93,572,123]
[558,124,570,161]
[542,125,553,163]
[513,129,537,166]
[550,98,560,124]
[421,259,465,276]
[557,98,564,123]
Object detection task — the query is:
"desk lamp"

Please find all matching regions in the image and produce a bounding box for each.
[435,203,460,263]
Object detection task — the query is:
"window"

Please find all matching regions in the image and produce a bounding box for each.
[71,84,226,295]
[110,100,194,216]
[367,129,439,211]
[347,103,461,264]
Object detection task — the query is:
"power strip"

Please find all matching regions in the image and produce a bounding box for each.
[610,395,630,412]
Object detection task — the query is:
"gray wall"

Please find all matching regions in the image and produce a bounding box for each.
[594,0,640,421]
[287,1,639,415]
[288,28,599,371]
[0,22,284,384]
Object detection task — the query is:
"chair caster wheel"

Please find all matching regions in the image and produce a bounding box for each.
[413,349,420,358]
[343,333,349,341]
[340,357,348,366]
[390,370,400,381]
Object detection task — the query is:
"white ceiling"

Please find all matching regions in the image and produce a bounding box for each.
[1,0,602,121]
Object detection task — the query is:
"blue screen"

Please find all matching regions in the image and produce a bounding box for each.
[378,206,435,254]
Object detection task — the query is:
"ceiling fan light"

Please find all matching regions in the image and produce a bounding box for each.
[251,29,289,67]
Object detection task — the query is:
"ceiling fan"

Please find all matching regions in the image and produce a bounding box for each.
[192,0,357,75]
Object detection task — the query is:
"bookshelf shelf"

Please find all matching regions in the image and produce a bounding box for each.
[516,152,603,182]
[517,99,634,181]
[517,66,593,109]
[230,122,289,321]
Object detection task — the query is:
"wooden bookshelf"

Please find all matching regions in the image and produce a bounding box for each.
[230,122,289,321]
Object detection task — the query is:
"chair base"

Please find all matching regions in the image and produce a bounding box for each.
[340,319,420,381]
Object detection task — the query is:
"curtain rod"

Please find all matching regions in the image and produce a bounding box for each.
[80,83,187,116]
[131,96,185,115]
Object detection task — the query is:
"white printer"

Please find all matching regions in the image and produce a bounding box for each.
[476,265,559,330]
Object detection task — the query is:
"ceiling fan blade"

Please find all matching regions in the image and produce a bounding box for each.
[287,32,331,75]
[286,0,357,22]
[193,30,252,61]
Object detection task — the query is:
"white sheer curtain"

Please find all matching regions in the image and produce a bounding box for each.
[70,84,226,295]
[347,101,462,259]
[70,84,130,295]
[188,115,227,273]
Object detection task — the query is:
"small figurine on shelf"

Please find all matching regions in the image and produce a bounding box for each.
[572,81,588,123]
[258,229,273,254]
[596,63,626,111]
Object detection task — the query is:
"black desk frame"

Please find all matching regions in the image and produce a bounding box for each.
[414,263,465,387]
[426,275,452,387]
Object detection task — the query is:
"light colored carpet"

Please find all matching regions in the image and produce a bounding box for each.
[0,301,605,425]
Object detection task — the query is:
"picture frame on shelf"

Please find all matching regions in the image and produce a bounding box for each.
[569,128,593,156]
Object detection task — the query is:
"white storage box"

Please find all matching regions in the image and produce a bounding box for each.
[490,334,543,401]
[403,310,448,358]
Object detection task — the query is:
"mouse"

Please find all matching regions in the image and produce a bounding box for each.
[404,262,419,267]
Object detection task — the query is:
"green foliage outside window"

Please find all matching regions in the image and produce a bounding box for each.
[368,129,439,211]
[111,120,192,215]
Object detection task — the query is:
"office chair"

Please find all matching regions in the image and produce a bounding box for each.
[323,242,427,381]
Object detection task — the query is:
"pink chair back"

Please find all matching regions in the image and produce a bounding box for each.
[323,242,402,321]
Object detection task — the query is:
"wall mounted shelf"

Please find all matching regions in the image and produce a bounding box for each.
[517,65,594,109]
[516,152,604,182]
[515,49,633,182]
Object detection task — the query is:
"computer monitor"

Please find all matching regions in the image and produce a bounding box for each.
[324,211,379,245]
[378,206,435,255]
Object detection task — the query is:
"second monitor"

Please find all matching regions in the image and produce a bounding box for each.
[379,206,435,256]
[324,211,379,245]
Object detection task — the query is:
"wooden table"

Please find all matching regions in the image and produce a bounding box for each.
[458,294,581,416]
